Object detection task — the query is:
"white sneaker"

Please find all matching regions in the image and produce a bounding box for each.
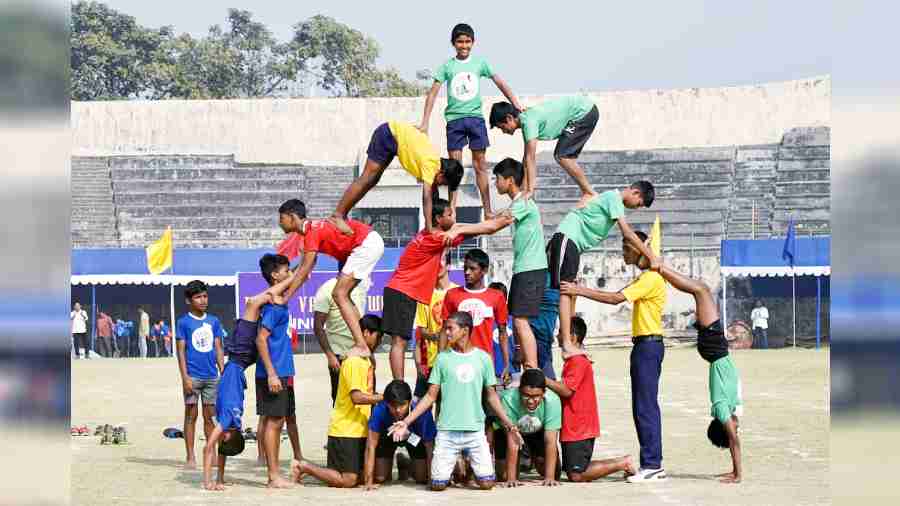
[626,468,667,483]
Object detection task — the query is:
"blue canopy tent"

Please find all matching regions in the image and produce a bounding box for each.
[720,237,830,348]
[71,248,406,353]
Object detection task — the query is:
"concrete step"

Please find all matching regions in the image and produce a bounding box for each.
[773,196,830,210]
[119,228,284,244]
[118,215,280,230]
[571,147,735,164]
[538,171,730,187]
[117,204,276,219]
[779,146,829,160]
[113,179,307,193]
[110,166,311,182]
[775,182,830,196]
[778,159,831,171]
[540,160,733,178]
[775,170,830,183]
[114,191,302,207]
[109,155,236,171]
[538,182,733,201]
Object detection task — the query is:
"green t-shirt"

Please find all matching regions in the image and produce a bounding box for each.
[709,356,743,423]
[520,95,595,142]
[511,196,548,274]
[433,56,494,122]
[428,348,497,431]
[557,190,626,252]
[493,388,562,434]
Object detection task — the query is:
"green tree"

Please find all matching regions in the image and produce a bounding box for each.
[70,3,424,100]
[70,1,176,100]
[291,15,425,97]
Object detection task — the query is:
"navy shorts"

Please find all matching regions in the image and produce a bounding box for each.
[367,122,398,166]
[446,116,490,151]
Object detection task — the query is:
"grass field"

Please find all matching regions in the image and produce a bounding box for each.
[72,346,829,505]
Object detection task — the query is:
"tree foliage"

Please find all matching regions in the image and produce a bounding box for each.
[70,2,426,100]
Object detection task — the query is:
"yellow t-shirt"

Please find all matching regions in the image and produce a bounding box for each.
[388,121,440,185]
[621,271,667,337]
[414,283,457,368]
[327,356,375,437]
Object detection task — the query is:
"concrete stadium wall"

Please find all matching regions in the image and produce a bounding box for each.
[70,76,831,337]
[72,77,830,165]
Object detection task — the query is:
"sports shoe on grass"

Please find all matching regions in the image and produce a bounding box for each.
[626,468,667,483]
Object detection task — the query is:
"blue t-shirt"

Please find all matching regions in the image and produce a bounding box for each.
[368,400,437,443]
[255,304,294,379]
[216,360,246,431]
[492,325,520,377]
[176,313,224,380]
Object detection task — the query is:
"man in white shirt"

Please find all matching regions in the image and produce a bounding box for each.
[138,307,150,358]
[750,300,769,349]
[71,302,90,359]
[312,277,369,406]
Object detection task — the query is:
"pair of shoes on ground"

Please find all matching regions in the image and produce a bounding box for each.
[100,424,128,445]
[626,468,667,483]
[71,425,90,436]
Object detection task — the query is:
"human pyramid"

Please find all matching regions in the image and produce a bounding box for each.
[181,23,744,492]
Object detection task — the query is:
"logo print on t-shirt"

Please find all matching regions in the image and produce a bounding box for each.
[458,298,494,327]
[191,323,214,353]
[454,362,476,383]
[517,413,543,434]
[450,72,478,102]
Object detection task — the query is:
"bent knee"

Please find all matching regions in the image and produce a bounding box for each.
[567,472,585,482]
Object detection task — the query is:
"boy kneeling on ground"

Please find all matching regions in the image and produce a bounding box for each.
[291,316,384,488]
[363,379,437,490]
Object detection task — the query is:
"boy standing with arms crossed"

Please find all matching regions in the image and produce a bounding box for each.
[176,280,225,469]
[419,22,524,219]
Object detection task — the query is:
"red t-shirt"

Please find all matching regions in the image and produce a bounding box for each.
[441,287,508,362]
[302,219,371,264]
[560,354,600,442]
[385,230,465,303]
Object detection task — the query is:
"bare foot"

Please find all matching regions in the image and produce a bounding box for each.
[328,215,354,236]
[203,481,224,491]
[720,474,741,484]
[290,459,307,483]
[267,476,294,489]
[575,192,598,209]
[623,455,638,476]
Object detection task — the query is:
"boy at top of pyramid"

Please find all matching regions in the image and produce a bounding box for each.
[419,22,524,219]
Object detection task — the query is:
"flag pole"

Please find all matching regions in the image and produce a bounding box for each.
[170,232,176,351]
[792,266,797,348]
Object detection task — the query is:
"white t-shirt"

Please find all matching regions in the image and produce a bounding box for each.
[751,307,769,329]
[71,310,88,334]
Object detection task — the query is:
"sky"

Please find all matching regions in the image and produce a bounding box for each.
[96,0,834,95]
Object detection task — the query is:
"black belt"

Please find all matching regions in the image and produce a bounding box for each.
[632,335,663,344]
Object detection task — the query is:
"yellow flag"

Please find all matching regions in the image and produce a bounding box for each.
[146,227,173,274]
[649,214,661,256]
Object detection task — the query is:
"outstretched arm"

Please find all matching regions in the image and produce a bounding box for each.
[350,389,384,406]
[522,139,539,197]
[440,213,514,245]
[560,281,626,305]
[422,184,434,234]
[418,81,442,133]
[492,75,524,112]
[617,217,660,271]
[282,251,317,301]
[545,377,574,399]
[723,417,742,483]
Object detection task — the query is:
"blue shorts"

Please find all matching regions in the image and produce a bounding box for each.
[216,361,246,431]
[366,123,398,166]
[529,280,560,380]
[446,116,490,151]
